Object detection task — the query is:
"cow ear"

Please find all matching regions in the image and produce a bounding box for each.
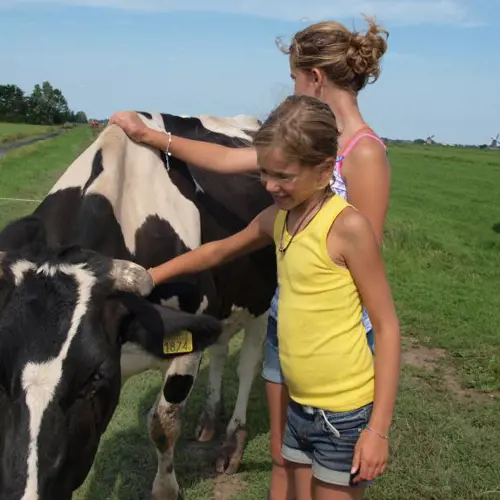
[116,293,222,358]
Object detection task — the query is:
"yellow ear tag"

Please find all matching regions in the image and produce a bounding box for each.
[163,330,193,355]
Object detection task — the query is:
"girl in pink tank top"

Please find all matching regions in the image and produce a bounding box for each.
[330,126,388,339]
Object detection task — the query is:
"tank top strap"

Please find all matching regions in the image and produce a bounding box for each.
[273,195,353,248]
[273,209,287,246]
[336,126,387,177]
[313,194,354,238]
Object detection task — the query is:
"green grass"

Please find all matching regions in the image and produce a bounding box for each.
[0,125,93,227]
[0,122,63,145]
[1,138,500,500]
[384,144,500,392]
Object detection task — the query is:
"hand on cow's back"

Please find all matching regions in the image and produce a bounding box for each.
[109,111,149,143]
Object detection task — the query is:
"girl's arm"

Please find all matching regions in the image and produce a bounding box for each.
[334,209,401,482]
[343,139,391,245]
[109,111,258,174]
[341,212,400,433]
[149,205,277,286]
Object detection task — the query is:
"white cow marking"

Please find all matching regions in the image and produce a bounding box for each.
[11,260,36,286]
[196,295,209,314]
[21,263,96,500]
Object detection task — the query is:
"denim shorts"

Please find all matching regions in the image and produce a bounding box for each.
[282,399,374,488]
[261,315,374,385]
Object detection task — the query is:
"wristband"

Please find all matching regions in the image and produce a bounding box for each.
[164,131,172,171]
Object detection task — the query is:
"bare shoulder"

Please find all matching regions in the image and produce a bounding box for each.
[343,136,390,177]
[332,206,376,245]
[256,204,279,237]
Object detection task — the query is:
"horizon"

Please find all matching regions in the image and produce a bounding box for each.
[1,0,499,145]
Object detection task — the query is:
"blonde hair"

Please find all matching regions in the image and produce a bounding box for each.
[253,94,339,168]
[279,15,389,93]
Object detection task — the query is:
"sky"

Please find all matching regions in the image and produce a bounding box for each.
[1,0,499,145]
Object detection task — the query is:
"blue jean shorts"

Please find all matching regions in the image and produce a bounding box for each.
[262,315,375,384]
[282,399,374,488]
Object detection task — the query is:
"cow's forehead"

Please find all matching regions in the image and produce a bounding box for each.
[8,258,94,286]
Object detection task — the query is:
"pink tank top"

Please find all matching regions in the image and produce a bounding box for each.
[330,125,387,200]
[329,126,387,333]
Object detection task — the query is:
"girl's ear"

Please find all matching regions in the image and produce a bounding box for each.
[317,158,335,189]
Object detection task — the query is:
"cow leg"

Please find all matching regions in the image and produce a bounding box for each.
[148,352,202,500]
[195,326,234,442]
[216,311,268,474]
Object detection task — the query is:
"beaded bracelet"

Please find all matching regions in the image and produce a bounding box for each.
[366,426,389,440]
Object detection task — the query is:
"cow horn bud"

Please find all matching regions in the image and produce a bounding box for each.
[109,259,154,296]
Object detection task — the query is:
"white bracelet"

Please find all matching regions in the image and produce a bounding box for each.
[164,131,172,171]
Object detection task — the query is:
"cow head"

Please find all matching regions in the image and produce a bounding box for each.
[0,216,222,500]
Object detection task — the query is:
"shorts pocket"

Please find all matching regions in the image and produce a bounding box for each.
[316,404,372,442]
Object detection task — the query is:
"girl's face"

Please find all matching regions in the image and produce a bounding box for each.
[257,148,332,211]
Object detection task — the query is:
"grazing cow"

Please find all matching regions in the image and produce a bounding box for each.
[0,111,276,500]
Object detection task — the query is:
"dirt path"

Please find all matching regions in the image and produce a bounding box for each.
[0,130,65,158]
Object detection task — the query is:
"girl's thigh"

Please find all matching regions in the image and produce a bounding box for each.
[291,463,313,500]
[313,478,365,500]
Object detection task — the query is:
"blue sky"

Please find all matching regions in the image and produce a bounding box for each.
[1,0,499,145]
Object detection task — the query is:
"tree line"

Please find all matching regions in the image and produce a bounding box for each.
[0,81,88,125]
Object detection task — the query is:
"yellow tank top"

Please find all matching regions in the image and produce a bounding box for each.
[274,194,374,412]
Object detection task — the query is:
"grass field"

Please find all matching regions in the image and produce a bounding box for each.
[0,121,61,145]
[1,132,499,500]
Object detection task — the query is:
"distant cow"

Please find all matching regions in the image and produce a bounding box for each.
[0,111,276,500]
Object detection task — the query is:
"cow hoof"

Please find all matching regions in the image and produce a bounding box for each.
[195,410,217,442]
[215,425,248,475]
[152,488,183,500]
[196,400,224,442]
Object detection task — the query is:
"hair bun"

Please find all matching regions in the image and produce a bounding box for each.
[346,17,388,81]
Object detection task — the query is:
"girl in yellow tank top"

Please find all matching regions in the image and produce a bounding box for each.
[148,95,401,500]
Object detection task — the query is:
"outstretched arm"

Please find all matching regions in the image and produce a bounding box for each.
[109,111,258,174]
[149,205,277,286]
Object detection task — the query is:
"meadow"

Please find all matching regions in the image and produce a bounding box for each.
[0,122,61,146]
[0,121,62,145]
[0,129,499,500]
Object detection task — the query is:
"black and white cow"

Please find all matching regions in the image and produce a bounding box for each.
[0,111,276,500]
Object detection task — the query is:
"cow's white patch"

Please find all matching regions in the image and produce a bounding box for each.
[11,260,36,286]
[48,140,99,194]
[21,264,96,500]
[199,114,260,142]
[83,125,201,254]
[196,295,209,314]
[161,296,180,310]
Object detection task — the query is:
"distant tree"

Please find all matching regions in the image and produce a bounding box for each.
[75,111,88,123]
[0,81,88,125]
[0,84,27,122]
[413,138,425,145]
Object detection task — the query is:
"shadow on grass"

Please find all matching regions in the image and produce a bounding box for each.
[76,337,270,500]
[492,222,500,234]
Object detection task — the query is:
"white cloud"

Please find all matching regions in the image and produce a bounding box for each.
[0,0,482,27]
